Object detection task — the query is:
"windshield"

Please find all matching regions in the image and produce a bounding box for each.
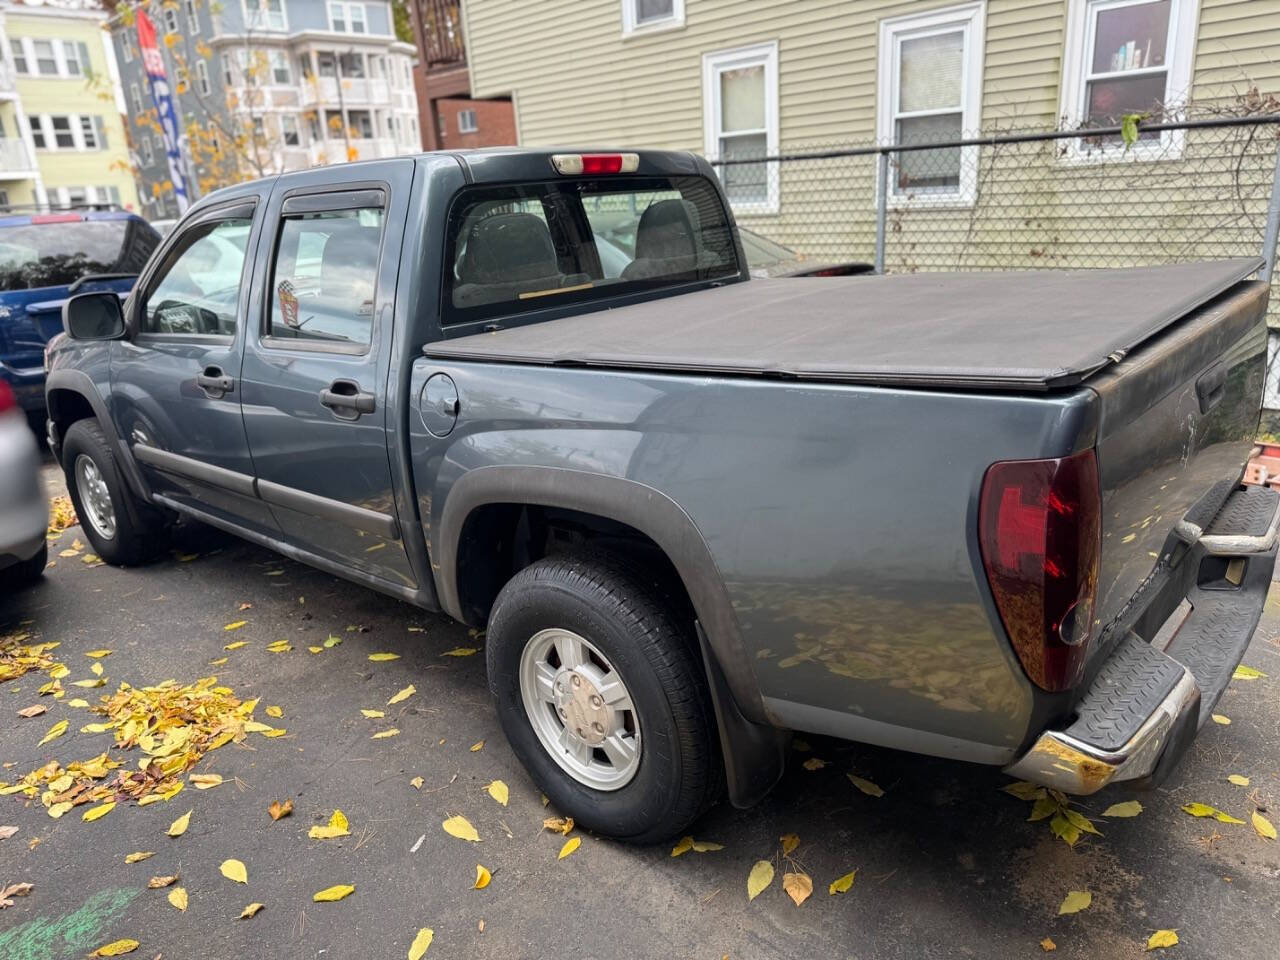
[444,175,741,327]
[0,219,160,292]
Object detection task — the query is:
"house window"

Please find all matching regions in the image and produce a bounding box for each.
[457,109,478,134]
[9,38,27,74]
[66,186,88,207]
[121,31,135,64]
[281,114,300,146]
[298,52,314,79]
[130,82,144,113]
[222,53,235,86]
[338,51,365,79]
[163,7,179,34]
[195,60,211,96]
[329,2,366,33]
[702,41,779,213]
[876,2,985,203]
[621,0,685,36]
[307,112,321,141]
[350,4,367,33]
[62,41,83,76]
[50,116,75,149]
[348,110,373,138]
[80,116,98,149]
[28,116,46,150]
[185,0,201,33]
[141,136,154,165]
[33,40,58,76]
[245,0,286,32]
[1060,0,1198,156]
[270,50,290,84]
[317,52,338,77]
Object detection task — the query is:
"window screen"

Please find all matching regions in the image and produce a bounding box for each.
[268,202,384,348]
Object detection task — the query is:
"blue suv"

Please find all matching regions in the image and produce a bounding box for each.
[0,210,160,419]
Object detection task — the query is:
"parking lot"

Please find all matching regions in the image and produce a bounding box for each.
[2,472,1279,960]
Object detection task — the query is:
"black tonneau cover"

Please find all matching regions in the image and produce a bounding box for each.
[425,258,1263,391]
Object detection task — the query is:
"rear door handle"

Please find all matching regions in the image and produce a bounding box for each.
[196,365,234,399]
[320,379,376,420]
[1196,362,1226,414]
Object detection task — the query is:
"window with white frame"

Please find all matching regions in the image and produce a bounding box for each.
[120,31,135,64]
[79,116,98,149]
[281,114,300,146]
[195,60,211,96]
[329,2,366,33]
[702,41,779,213]
[621,0,684,36]
[50,116,74,149]
[33,40,58,75]
[222,53,235,85]
[269,50,291,84]
[141,136,154,165]
[9,38,27,74]
[163,7,179,33]
[27,116,46,150]
[62,41,86,76]
[130,82,144,114]
[1060,0,1198,156]
[244,0,287,32]
[876,2,985,203]
[457,108,478,134]
[185,0,201,33]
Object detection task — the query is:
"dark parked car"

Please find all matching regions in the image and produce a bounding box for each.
[48,149,1275,843]
[0,210,160,419]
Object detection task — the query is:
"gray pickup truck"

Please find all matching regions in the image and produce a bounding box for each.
[47,148,1276,843]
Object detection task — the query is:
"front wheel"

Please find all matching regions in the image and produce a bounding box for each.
[486,552,721,843]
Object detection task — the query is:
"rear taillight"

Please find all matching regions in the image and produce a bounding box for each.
[978,448,1101,692]
[0,380,15,414]
[550,153,640,176]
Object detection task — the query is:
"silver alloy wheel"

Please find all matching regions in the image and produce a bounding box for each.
[518,627,641,791]
[74,454,116,541]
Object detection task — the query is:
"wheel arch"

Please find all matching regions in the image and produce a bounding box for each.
[45,369,150,501]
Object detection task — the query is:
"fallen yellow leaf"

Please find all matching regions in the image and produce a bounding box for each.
[747,860,774,901]
[38,719,68,745]
[223,641,248,651]
[1227,774,1250,786]
[847,774,885,797]
[313,884,355,902]
[1253,810,1277,840]
[780,832,799,856]
[124,851,154,864]
[168,886,188,912]
[71,677,107,688]
[558,836,581,860]
[368,653,400,662]
[1058,890,1092,915]
[1212,713,1231,725]
[89,939,140,957]
[1233,665,1266,680]
[268,799,293,821]
[220,859,248,884]
[85,649,112,658]
[1147,930,1179,951]
[82,801,115,822]
[372,728,400,740]
[486,780,509,806]
[90,662,104,676]
[474,864,491,889]
[410,777,424,789]
[209,657,229,666]
[1182,802,1244,824]
[310,809,351,840]
[671,836,694,857]
[442,647,478,657]
[190,774,223,789]
[802,757,827,771]
[308,646,323,654]
[388,684,416,705]
[1102,801,1143,818]
[783,871,813,906]
[239,902,265,919]
[168,809,192,837]
[224,621,247,631]
[361,709,385,718]
[47,801,73,819]
[542,816,574,835]
[66,698,89,708]
[148,875,178,888]
[829,870,856,895]
[443,815,480,842]
[692,840,723,853]
[408,928,434,960]
[469,740,485,752]
[1041,938,1057,952]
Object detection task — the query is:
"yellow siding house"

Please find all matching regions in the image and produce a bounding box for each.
[0,2,137,211]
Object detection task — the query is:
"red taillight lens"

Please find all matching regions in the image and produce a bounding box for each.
[580,154,624,174]
[0,380,15,414]
[978,448,1101,692]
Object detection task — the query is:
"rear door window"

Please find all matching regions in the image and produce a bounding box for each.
[443,175,739,326]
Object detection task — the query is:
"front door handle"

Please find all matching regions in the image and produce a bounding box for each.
[196,365,234,399]
[319,379,376,420]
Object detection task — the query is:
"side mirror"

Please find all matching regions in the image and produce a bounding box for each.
[63,292,125,341]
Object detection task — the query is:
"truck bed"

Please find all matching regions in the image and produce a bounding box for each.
[425,258,1262,391]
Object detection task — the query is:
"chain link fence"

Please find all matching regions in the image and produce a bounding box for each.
[710,116,1280,418]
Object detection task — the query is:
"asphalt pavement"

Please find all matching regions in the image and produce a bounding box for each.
[2,469,1279,960]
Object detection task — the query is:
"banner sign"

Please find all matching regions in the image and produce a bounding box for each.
[136,9,190,212]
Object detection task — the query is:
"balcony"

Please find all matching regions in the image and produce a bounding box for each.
[0,138,36,178]
[300,77,393,107]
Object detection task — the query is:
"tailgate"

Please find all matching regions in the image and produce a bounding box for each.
[1089,279,1270,645]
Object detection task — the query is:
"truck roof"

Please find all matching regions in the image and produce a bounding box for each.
[425,258,1263,391]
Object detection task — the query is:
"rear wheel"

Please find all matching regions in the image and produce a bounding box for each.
[486,552,721,843]
[61,419,167,565]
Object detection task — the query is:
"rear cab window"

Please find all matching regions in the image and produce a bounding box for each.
[443,174,740,328]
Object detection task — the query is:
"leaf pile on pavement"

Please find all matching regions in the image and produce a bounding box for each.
[0,632,58,683]
[1002,781,1101,846]
[46,496,78,536]
[2,676,276,814]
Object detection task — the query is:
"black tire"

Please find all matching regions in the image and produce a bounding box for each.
[2,542,47,589]
[61,419,167,565]
[486,551,722,843]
